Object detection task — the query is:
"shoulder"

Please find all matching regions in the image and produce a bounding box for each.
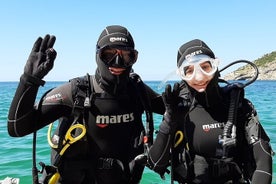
[46,82,72,95]
[69,74,93,91]
[240,98,257,117]
[44,82,73,105]
[130,72,161,99]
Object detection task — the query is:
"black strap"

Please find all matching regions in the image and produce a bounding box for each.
[32,88,54,184]
[130,73,153,148]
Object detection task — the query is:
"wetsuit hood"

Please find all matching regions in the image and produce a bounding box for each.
[94,25,135,95]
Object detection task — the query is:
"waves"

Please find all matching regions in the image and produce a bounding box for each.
[1,81,275,183]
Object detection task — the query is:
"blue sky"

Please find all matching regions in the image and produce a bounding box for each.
[1,0,276,81]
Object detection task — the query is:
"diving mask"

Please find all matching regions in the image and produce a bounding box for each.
[177,54,219,81]
[97,45,138,68]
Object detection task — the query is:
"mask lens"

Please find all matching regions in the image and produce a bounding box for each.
[177,55,219,81]
[99,48,117,63]
[199,61,214,73]
[98,46,138,67]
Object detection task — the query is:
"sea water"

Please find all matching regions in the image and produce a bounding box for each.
[0,81,275,184]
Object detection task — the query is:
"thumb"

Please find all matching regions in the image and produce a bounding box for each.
[46,48,57,61]
[45,48,57,69]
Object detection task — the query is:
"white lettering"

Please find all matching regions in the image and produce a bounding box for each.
[45,93,63,102]
[185,50,203,59]
[96,113,135,125]
[110,37,128,43]
[202,123,224,132]
[96,116,109,124]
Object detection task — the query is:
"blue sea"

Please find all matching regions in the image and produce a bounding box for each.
[0,80,275,184]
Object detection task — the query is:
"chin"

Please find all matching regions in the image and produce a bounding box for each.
[197,88,206,92]
[189,84,207,92]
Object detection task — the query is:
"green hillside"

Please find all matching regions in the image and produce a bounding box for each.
[224,51,276,80]
[254,51,276,66]
[236,51,276,72]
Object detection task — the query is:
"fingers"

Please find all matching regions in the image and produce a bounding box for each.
[31,37,43,52]
[47,35,56,48]
[172,83,180,96]
[39,34,56,52]
[166,84,172,93]
[40,34,50,52]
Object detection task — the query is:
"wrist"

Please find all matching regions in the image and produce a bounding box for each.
[159,112,177,134]
[21,73,45,86]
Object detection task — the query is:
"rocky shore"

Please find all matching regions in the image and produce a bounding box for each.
[223,52,276,81]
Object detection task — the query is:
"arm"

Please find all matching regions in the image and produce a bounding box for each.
[148,83,182,176]
[7,35,57,137]
[251,138,272,184]
[148,123,174,175]
[143,83,165,115]
[243,100,273,184]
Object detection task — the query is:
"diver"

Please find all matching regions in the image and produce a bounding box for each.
[7,25,164,184]
[148,39,273,183]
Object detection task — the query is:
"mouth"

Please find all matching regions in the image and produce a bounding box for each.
[191,81,209,92]
[109,67,126,75]
[196,82,208,87]
[193,80,208,86]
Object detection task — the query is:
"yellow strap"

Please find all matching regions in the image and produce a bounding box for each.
[174,130,184,147]
[47,123,58,149]
[46,122,86,184]
[59,124,86,156]
[174,130,190,150]
[48,172,60,184]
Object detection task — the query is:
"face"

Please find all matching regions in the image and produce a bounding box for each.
[177,54,219,92]
[185,61,215,92]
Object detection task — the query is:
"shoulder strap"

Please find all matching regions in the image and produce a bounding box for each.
[129,73,154,149]
[70,73,92,113]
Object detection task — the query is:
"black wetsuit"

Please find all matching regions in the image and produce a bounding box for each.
[8,75,164,184]
[148,78,273,184]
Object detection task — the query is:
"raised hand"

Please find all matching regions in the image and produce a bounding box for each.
[159,83,181,134]
[24,34,57,79]
[162,83,181,114]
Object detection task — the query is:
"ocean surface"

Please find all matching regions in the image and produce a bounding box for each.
[0,80,275,184]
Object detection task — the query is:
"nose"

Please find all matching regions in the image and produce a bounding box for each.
[114,55,124,66]
[194,68,205,81]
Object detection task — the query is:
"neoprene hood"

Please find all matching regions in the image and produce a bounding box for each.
[177,39,215,67]
[97,25,135,49]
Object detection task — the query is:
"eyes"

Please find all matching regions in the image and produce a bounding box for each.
[98,47,138,67]
[184,61,213,77]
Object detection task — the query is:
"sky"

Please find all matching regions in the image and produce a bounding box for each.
[1,0,276,82]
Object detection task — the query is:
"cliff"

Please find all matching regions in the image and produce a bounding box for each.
[223,51,276,80]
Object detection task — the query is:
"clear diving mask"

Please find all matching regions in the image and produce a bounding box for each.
[177,54,219,81]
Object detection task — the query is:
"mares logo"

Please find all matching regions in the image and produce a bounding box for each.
[96,113,134,127]
[202,123,224,132]
[45,93,64,102]
[185,50,203,59]
[109,37,128,43]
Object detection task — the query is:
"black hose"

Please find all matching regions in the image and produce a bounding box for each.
[219,60,259,87]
